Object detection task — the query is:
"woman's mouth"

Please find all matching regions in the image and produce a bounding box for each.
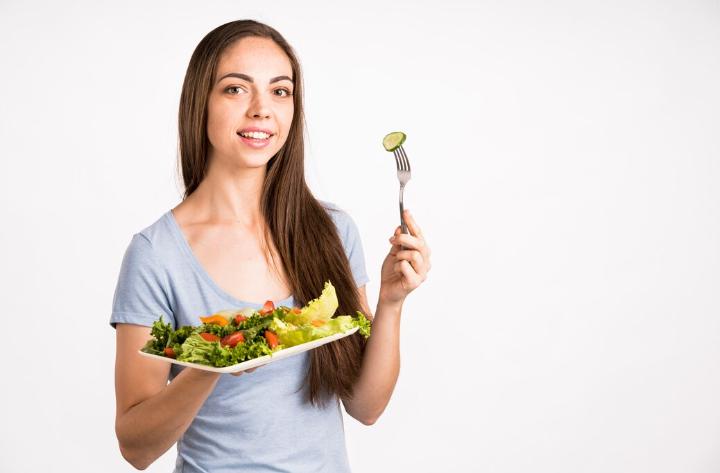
[237,131,274,148]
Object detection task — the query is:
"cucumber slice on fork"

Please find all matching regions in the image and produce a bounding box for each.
[382,131,406,152]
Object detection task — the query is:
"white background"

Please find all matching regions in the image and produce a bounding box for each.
[1,1,719,472]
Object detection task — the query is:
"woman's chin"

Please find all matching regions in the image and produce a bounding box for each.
[233,154,276,170]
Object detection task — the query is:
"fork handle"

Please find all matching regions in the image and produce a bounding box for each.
[399,185,408,238]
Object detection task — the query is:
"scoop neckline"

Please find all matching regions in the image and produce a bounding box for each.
[164,209,295,308]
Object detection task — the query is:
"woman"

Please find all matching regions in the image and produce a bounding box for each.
[111,19,431,472]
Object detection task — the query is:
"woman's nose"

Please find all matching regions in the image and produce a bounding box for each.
[247,93,271,119]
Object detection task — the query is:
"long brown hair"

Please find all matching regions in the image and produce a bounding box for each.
[177,19,367,406]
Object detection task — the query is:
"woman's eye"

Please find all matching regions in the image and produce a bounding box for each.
[275,88,293,97]
[226,86,245,95]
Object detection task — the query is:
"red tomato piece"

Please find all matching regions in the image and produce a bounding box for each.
[264,330,279,349]
[200,332,220,342]
[221,331,245,348]
[259,300,275,315]
[234,314,248,325]
[163,347,176,358]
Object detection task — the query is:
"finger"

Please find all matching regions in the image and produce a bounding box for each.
[403,210,424,238]
[393,260,423,289]
[388,226,402,245]
[391,233,426,252]
[230,367,257,376]
[400,212,431,260]
[388,226,403,255]
[395,249,426,276]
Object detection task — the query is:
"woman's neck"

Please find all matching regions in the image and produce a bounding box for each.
[176,158,266,229]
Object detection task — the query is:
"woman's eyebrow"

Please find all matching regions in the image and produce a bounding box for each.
[216,72,293,85]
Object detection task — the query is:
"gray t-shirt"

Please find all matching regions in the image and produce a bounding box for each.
[110,202,369,473]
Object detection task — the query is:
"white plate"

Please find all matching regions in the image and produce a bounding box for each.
[138,326,359,374]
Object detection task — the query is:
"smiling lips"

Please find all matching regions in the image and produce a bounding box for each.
[238,127,274,139]
[237,127,274,148]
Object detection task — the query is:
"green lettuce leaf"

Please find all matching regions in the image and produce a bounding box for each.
[176,334,218,365]
[284,281,338,326]
[229,339,273,363]
[141,315,173,355]
[353,311,372,338]
[176,333,273,367]
[270,315,363,348]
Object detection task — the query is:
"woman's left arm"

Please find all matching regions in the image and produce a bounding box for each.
[342,210,431,425]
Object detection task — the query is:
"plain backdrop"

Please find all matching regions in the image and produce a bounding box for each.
[1,1,719,472]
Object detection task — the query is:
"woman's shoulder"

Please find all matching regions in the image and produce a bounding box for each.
[317,199,369,285]
[112,211,177,329]
[318,199,341,213]
[317,199,364,246]
[120,210,179,267]
[317,199,356,220]
[318,200,358,230]
[131,210,175,247]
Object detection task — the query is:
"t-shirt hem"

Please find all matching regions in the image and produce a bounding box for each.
[110,311,172,329]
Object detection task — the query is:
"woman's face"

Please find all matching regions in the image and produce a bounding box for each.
[206,36,295,169]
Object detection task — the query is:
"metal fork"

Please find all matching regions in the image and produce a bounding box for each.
[393,145,412,237]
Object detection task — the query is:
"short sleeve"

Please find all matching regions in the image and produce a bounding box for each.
[109,233,175,329]
[328,207,370,288]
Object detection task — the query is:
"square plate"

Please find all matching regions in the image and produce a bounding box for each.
[138,326,359,374]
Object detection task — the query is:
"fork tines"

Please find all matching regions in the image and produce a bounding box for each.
[393,145,411,172]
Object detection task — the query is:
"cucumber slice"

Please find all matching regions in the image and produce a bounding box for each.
[382,131,406,152]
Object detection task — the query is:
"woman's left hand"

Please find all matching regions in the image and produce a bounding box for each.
[378,209,431,307]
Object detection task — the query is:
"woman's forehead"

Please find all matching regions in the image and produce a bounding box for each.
[216,37,293,81]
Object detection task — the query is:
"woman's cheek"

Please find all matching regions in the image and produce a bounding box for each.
[206,109,235,149]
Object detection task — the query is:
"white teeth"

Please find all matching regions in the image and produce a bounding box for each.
[240,131,270,139]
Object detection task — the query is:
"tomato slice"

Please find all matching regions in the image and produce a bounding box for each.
[163,347,176,358]
[221,331,245,348]
[264,330,279,349]
[199,315,229,326]
[200,332,220,342]
[259,300,275,316]
[234,314,248,325]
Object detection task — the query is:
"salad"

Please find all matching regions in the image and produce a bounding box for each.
[141,282,371,368]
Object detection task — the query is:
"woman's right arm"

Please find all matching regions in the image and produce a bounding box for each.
[114,323,221,470]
